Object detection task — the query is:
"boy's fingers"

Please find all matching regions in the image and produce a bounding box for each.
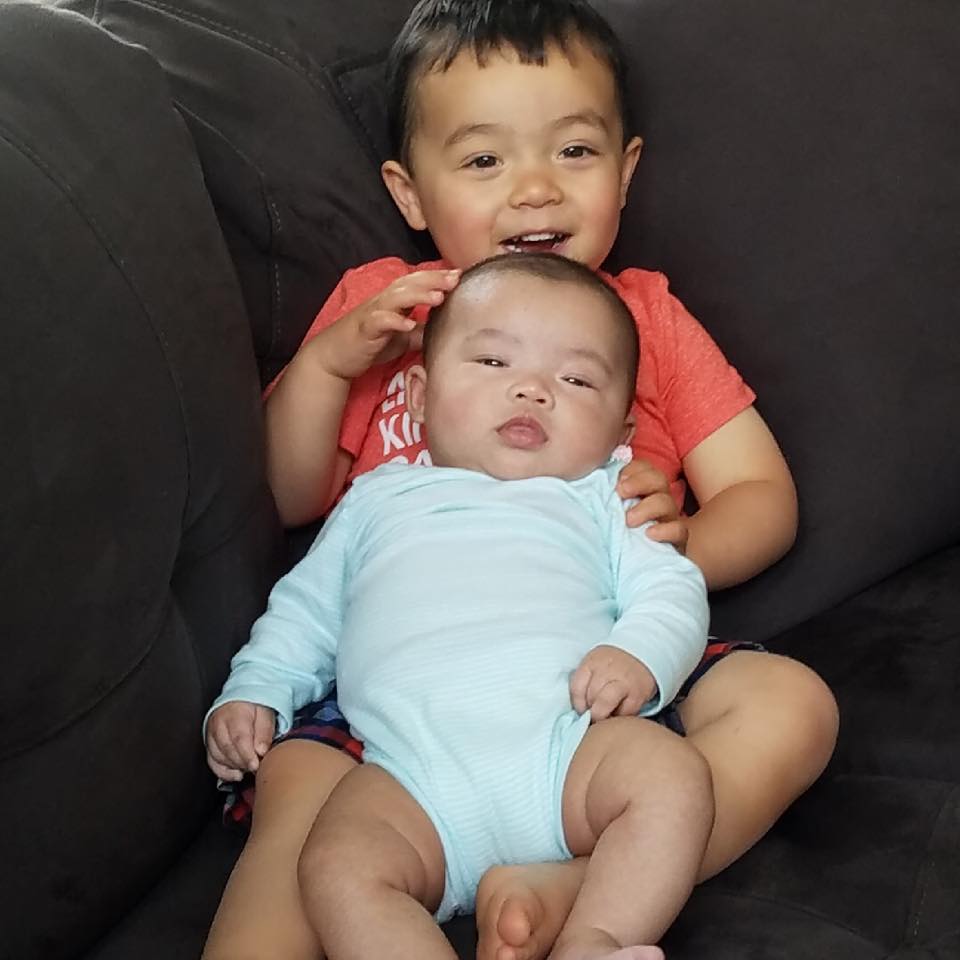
[364,310,416,338]
[625,493,677,528]
[383,270,460,311]
[405,325,425,352]
[616,458,662,492]
[617,471,658,497]
[644,520,689,552]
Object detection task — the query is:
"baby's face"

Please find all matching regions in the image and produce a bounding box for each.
[407,272,634,482]
[383,40,642,271]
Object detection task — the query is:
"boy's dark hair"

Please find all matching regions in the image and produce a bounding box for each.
[424,252,640,409]
[387,0,631,167]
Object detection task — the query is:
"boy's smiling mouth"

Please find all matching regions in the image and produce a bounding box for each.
[500,232,571,254]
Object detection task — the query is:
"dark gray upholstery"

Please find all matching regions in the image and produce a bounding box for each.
[1,1,957,958]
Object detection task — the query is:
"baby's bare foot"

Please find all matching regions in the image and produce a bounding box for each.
[549,929,664,960]
[475,863,584,960]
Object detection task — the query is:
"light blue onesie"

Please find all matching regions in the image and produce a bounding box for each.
[208,461,709,920]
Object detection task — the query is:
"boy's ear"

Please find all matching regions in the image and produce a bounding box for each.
[405,364,428,423]
[382,160,429,231]
[618,137,644,209]
[620,410,636,446]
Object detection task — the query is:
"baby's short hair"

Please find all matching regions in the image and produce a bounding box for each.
[423,252,640,408]
[386,0,632,167]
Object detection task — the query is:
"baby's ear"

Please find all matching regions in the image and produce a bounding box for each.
[405,364,428,423]
[382,160,428,231]
[619,410,636,446]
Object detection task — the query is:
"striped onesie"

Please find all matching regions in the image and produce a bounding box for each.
[207,460,709,919]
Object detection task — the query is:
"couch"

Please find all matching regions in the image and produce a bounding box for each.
[2,0,958,957]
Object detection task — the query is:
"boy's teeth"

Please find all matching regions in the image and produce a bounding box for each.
[503,232,567,251]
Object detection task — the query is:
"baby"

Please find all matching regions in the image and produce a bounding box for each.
[206,252,713,960]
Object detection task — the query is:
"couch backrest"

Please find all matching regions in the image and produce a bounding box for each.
[58,1,960,624]
[116,0,959,641]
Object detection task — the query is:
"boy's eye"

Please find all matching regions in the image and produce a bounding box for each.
[465,154,499,170]
[560,144,598,160]
[562,376,594,388]
[476,357,505,367]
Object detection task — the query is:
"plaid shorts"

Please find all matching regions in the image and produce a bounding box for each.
[221,639,765,830]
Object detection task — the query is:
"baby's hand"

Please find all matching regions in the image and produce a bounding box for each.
[315,268,461,380]
[205,701,277,782]
[616,458,689,554]
[570,644,657,722]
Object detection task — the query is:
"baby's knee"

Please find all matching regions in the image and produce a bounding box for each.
[629,731,715,821]
[297,812,349,899]
[669,739,715,815]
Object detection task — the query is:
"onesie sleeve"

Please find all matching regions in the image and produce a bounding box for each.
[605,512,710,714]
[203,495,357,737]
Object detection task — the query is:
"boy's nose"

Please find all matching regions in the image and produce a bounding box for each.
[508,165,562,208]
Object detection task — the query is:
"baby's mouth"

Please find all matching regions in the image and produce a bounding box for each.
[497,416,548,450]
[500,232,571,254]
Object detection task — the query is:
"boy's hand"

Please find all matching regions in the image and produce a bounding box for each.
[314,269,461,380]
[616,458,689,554]
[205,702,277,782]
[570,644,657,721]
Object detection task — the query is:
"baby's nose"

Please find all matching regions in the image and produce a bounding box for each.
[512,378,552,405]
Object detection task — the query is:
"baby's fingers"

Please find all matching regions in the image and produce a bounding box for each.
[588,679,627,722]
[229,722,262,772]
[253,708,276,758]
[569,662,593,715]
[207,754,244,782]
[206,736,243,780]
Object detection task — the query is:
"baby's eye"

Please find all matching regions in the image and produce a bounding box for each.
[465,154,499,170]
[559,144,598,160]
[562,375,594,388]
[476,357,505,367]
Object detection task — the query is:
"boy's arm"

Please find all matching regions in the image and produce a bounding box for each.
[605,522,710,714]
[683,406,798,591]
[264,344,354,526]
[204,497,356,737]
[264,264,459,526]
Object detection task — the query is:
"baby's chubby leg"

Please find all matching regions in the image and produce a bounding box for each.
[548,716,715,960]
[297,763,455,960]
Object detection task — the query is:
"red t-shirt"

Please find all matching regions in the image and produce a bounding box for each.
[289,257,755,510]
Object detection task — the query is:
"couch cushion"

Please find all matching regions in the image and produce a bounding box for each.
[0,4,279,958]
[75,545,960,960]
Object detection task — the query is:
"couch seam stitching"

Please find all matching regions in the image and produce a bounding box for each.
[109,0,332,94]
[171,99,283,357]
